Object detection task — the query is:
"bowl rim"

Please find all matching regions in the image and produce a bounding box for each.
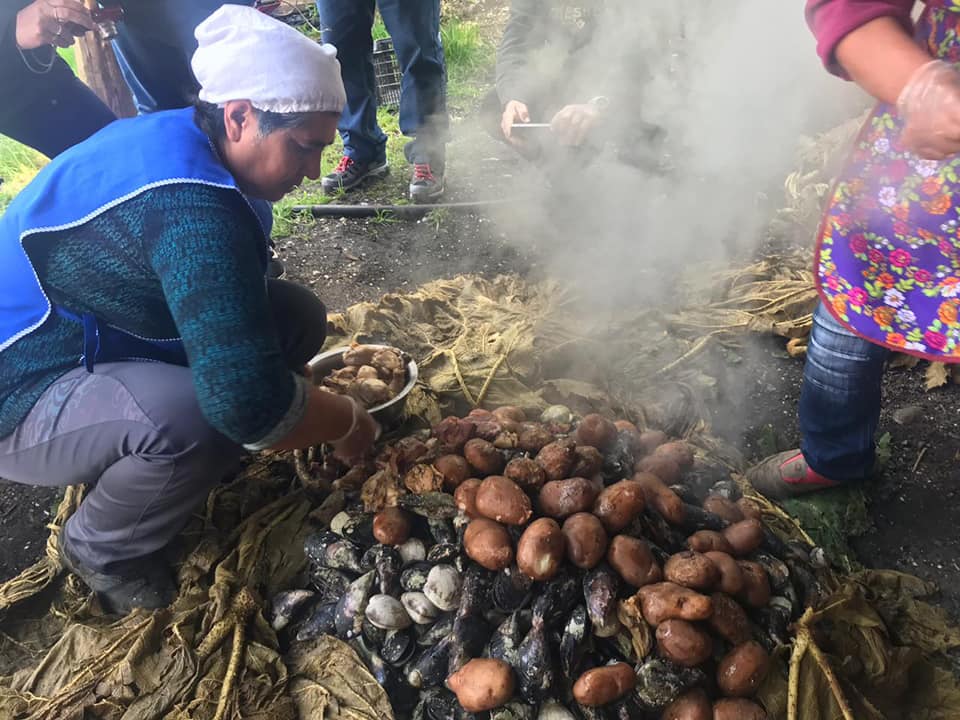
[307,343,419,414]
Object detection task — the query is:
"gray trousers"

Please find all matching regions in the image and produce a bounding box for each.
[0,280,326,573]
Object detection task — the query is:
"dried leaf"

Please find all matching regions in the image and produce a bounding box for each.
[925,362,949,391]
[402,464,444,494]
[361,467,404,512]
[617,596,653,660]
[786,337,808,358]
[889,353,920,370]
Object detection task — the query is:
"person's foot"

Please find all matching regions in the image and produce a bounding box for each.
[409,163,444,203]
[746,450,842,499]
[60,533,176,614]
[267,243,285,279]
[321,156,389,195]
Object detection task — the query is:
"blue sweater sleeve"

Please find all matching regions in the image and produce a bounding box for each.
[143,185,303,446]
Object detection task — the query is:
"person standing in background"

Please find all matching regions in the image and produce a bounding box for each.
[316,0,448,202]
[0,0,115,159]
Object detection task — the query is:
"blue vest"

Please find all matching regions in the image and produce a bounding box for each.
[0,108,268,370]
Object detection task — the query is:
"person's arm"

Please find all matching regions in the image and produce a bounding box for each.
[806,0,916,77]
[834,16,930,104]
[495,0,538,107]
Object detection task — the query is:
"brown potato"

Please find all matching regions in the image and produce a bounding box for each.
[614,420,640,434]
[637,429,668,456]
[571,445,604,478]
[517,423,554,453]
[593,480,647,534]
[575,414,619,451]
[634,472,686,525]
[447,658,514,712]
[687,530,735,555]
[464,438,505,476]
[635,455,681,485]
[473,420,504,441]
[463,518,514,571]
[467,408,494,421]
[656,619,714,667]
[704,552,745,596]
[572,663,636,707]
[722,519,764,557]
[372,507,412,545]
[736,498,763,521]
[432,416,475,453]
[476,476,533,526]
[637,582,713,625]
[713,699,767,720]
[737,562,771,608]
[702,495,745,524]
[342,344,379,367]
[492,405,526,423]
[516,518,566,581]
[535,439,578,482]
[664,551,720,592]
[663,689,712,720]
[433,454,471,490]
[708,593,752,645]
[717,641,770,697]
[538,477,600,520]
[562,513,609,569]
[607,535,662,588]
[653,440,695,469]
[504,457,548,491]
[454,478,482,518]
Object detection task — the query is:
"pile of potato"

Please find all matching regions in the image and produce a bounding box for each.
[318,344,408,408]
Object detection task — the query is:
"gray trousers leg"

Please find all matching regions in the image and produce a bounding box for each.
[0,279,326,573]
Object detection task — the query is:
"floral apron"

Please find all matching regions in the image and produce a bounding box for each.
[816,0,960,360]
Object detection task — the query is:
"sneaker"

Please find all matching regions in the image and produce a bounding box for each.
[60,533,176,614]
[321,156,389,195]
[409,163,444,203]
[746,450,842,499]
[267,243,285,279]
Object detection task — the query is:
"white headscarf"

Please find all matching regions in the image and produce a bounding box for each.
[192,5,346,114]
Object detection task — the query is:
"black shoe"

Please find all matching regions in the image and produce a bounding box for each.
[267,243,285,279]
[60,534,176,614]
[321,156,389,195]
[409,163,444,203]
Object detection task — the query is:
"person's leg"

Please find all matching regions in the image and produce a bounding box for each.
[267,279,328,368]
[0,66,115,158]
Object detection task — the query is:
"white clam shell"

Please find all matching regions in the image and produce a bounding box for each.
[423,564,462,612]
[365,593,413,630]
[400,591,440,624]
[398,537,427,565]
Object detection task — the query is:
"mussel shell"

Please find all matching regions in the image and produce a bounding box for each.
[755,595,793,650]
[428,518,458,546]
[668,484,701,506]
[323,537,365,574]
[516,615,554,703]
[424,688,470,720]
[607,692,649,720]
[457,564,493,619]
[488,612,523,667]
[634,658,706,709]
[382,628,417,666]
[583,565,621,638]
[375,546,403,596]
[309,566,355,602]
[340,512,376,546]
[294,600,338,641]
[334,570,376,639]
[452,613,492,656]
[493,565,534,613]
[417,613,455,645]
[398,537,428,565]
[754,553,791,593]
[427,542,460,564]
[350,637,394,688]
[708,479,741,501]
[490,701,537,720]
[366,593,413,630]
[361,616,389,647]
[269,589,315,632]
[391,679,422,714]
[559,605,589,680]
[532,571,579,628]
[399,491,458,519]
[424,564,463,612]
[401,561,434,592]
[678,502,727,532]
[304,531,340,567]
[573,703,606,720]
[406,634,453,689]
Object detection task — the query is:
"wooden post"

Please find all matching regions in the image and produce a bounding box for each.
[73,3,136,118]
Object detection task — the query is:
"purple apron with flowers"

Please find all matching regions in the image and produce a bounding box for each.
[816,0,960,360]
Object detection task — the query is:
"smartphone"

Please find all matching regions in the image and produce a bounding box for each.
[509,123,551,133]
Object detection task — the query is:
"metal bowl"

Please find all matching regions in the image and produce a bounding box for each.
[307,344,419,428]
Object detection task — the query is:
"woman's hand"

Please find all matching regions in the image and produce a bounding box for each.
[16,0,94,50]
[549,103,601,146]
[501,100,531,146]
[897,60,960,160]
[331,397,380,464]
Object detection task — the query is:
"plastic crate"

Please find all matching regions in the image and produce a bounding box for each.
[373,37,402,108]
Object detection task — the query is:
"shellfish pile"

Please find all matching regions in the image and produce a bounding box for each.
[271,406,822,720]
[318,344,408,408]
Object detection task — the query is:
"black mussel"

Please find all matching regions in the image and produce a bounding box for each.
[391,679,422,715]
[454,554,468,574]
[382,628,418,666]
[634,658,706,710]
[488,612,523,667]
[309,566,355,602]
[753,553,791,595]
[447,636,470,677]
[493,565,534,614]
[708,480,741,501]
[785,557,826,609]
[457,564,493,619]
[595,631,632,664]
[361,543,387,571]
[452,613,493,656]
[647,542,671,567]
[668,484,701,506]
[637,511,687,554]
[417,613,455,645]
[532,571,579,628]
[304,531,340,567]
[678,502,727,533]
[350,637,394,688]
[516,614,555,703]
[602,433,636,480]
[606,691,649,720]
[402,561,435,593]
[322,537,365,574]
[424,688,470,720]
[572,703,605,720]
[427,542,460,565]
[428,517,458,546]
[583,565,621,638]
[507,524,526,546]
[406,634,453,689]
[400,491,458,519]
[375,546,403,596]
[334,570,376,640]
[269,589,315,632]
[294,600,338,641]
[559,605,589,680]
[340,511,376,547]
[755,595,793,650]
[361,616,389,646]
[489,700,537,720]
[761,526,804,562]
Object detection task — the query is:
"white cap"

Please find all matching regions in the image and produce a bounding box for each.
[192,5,346,114]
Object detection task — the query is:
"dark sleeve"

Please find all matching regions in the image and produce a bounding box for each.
[144,186,307,448]
[495,0,539,106]
[806,0,916,77]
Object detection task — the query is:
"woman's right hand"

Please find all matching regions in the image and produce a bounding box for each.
[898,60,960,160]
[16,0,94,50]
[501,100,531,145]
[331,398,380,464]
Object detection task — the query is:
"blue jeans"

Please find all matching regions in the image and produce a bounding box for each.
[799,303,889,482]
[316,0,448,166]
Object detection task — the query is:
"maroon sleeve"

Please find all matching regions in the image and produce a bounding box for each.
[806,0,917,76]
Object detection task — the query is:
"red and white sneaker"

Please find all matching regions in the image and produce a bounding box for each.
[746,450,841,498]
